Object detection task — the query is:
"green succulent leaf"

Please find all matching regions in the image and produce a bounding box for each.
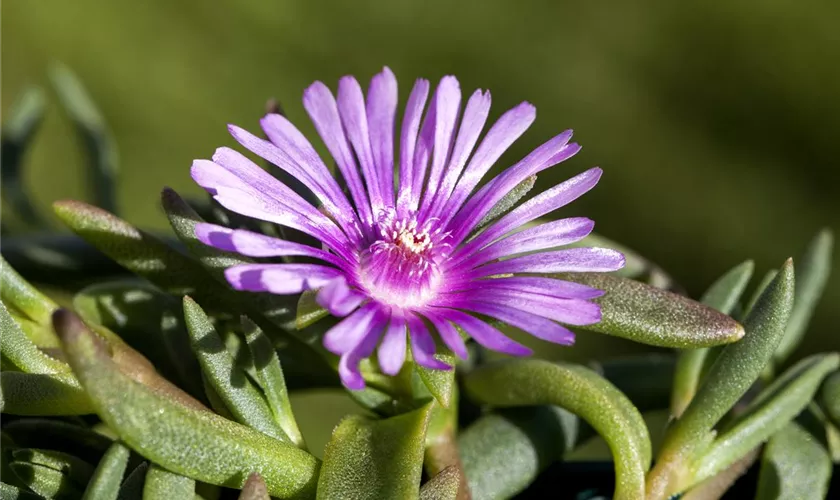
[690,353,840,486]
[416,352,457,409]
[475,175,536,230]
[419,466,461,500]
[755,422,832,500]
[557,272,744,348]
[294,291,330,330]
[464,359,650,500]
[0,371,92,415]
[82,441,131,500]
[12,448,95,486]
[142,465,195,499]
[0,300,68,374]
[50,63,120,214]
[1,419,112,464]
[775,228,833,364]
[0,86,49,228]
[118,462,149,500]
[0,256,59,325]
[671,261,754,418]
[183,297,290,442]
[744,269,778,318]
[316,402,434,500]
[238,473,270,500]
[459,407,576,500]
[1,481,43,499]
[9,461,82,499]
[242,317,305,448]
[593,354,675,412]
[53,308,321,498]
[820,371,840,428]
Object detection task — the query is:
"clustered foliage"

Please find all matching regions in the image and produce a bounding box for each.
[1,67,838,500]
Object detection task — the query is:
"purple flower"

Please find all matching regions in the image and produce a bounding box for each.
[192,67,625,390]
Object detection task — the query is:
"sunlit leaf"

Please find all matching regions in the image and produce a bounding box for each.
[53,308,320,498]
[82,441,131,500]
[0,481,42,499]
[0,256,59,325]
[142,464,195,499]
[0,301,68,374]
[419,466,461,500]
[464,359,649,500]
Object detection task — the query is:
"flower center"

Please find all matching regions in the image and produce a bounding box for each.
[358,210,450,308]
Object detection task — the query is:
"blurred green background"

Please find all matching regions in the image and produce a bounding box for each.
[3,0,838,368]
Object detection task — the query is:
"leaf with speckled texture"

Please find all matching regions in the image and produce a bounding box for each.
[419,466,460,500]
[0,301,68,375]
[53,308,320,499]
[475,175,536,230]
[464,359,650,500]
[0,371,92,415]
[316,402,434,500]
[557,272,745,348]
[755,423,832,500]
[82,441,131,500]
[142,465,195,499]
[0,256,58,325]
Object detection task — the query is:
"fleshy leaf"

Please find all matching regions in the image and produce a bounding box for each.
[419,466,461,500]
[1,419,112,464]
[464,359,650,500]
[475,175,536,230]
[754,422,832,500]
[416,352,457,409]
[558,272,744,348]
[295,291,329,330]
[0,256,58,325]
[50,63,120,214]
[458,407,576,500]
[9,461,82,499]
[118,462,148,500]
[142,465,195,499]
[775,228,833,364]
[671,261,754,418]
[53,308,320,498]
[647,260,794,499]
[0,86,48,228]
[183,297,290,442]
[0,371,92,415]
[0,300,68,374]
[690,353,840,486]
[238,473,270,500]
[1,482,42,499]
[820,371,840,428]
[316,402,434,500]
[82,441,131,500]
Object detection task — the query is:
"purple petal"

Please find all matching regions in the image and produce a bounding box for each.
[418,76,461,215]
[195,223,350,269]
[450,276,605,300]
[377,312,407,376]
[469,247,625,278]
[438,102,536,224]
[316,276,365,317]
[456,217,595,269]
[338,307,388,390]
[453,167,603,260]
[445,289,601,326]
[434,308,532,356]
[397,79,430,213]
[323,303,379,355]
[338,76,383,213]
[422,89,491,221]
[448,133,579,246]
[407,314,452,370]
[443,301,575,345]
[406,88,437,213]
[366,67,398,205]
[303,81,373,228]
[224,263,342,294]
[422,311,468,359]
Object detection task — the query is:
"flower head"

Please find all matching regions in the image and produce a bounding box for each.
[192,67,625,389]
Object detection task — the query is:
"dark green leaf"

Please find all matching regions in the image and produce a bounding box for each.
[459,407,577,500]
[744,269,778,318]
[1,482,42,499]
[820,371,840,428]
[12,448,94,487]
[475,175,535,230]
[558,272,744,348]
[593,354,675,412]
[755,423,832,500]
[50,63,120,214]
[295,291,329,330]
[9,461,82,499]
[183,297,289,442]
[316,402,434,500]
[238,473,270,500]
[83,442,131,500]
[0,371,92,415]
[419,466,460,500]
[775,228,833,363]
[1,419,112,464]
[118,463,148,500]
[671,261,754,418]
[464,360,649,500]
[53,309,321,498]
[142,465,195,499]
[0,86,48,228]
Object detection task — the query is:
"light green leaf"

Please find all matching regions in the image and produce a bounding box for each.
[53,309,320,498]
[820,371,840,428]
[12,448,94,486]
[9,461,82,499]
[648,260,794,499]
[183,297,289,442]
[0,256,58,325]
[238,473,270,500]
[242,317,305,448]
[690,353,840,485]
[671,261,754,418]
[459,407,577,500]
[775,228,833,363]
[1,481,43,499]
[295,291,329,330]
[464,359,650,500]
[82,441,131,500]
[316,402,434,500]
[0,371,92,415]
[558,272,744,348]
[419,466,461,500]
[0,301,68,374]
[755,422,832,500]
[416,352,457,409]
[50,63,120,214]
[142,465,195,499]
